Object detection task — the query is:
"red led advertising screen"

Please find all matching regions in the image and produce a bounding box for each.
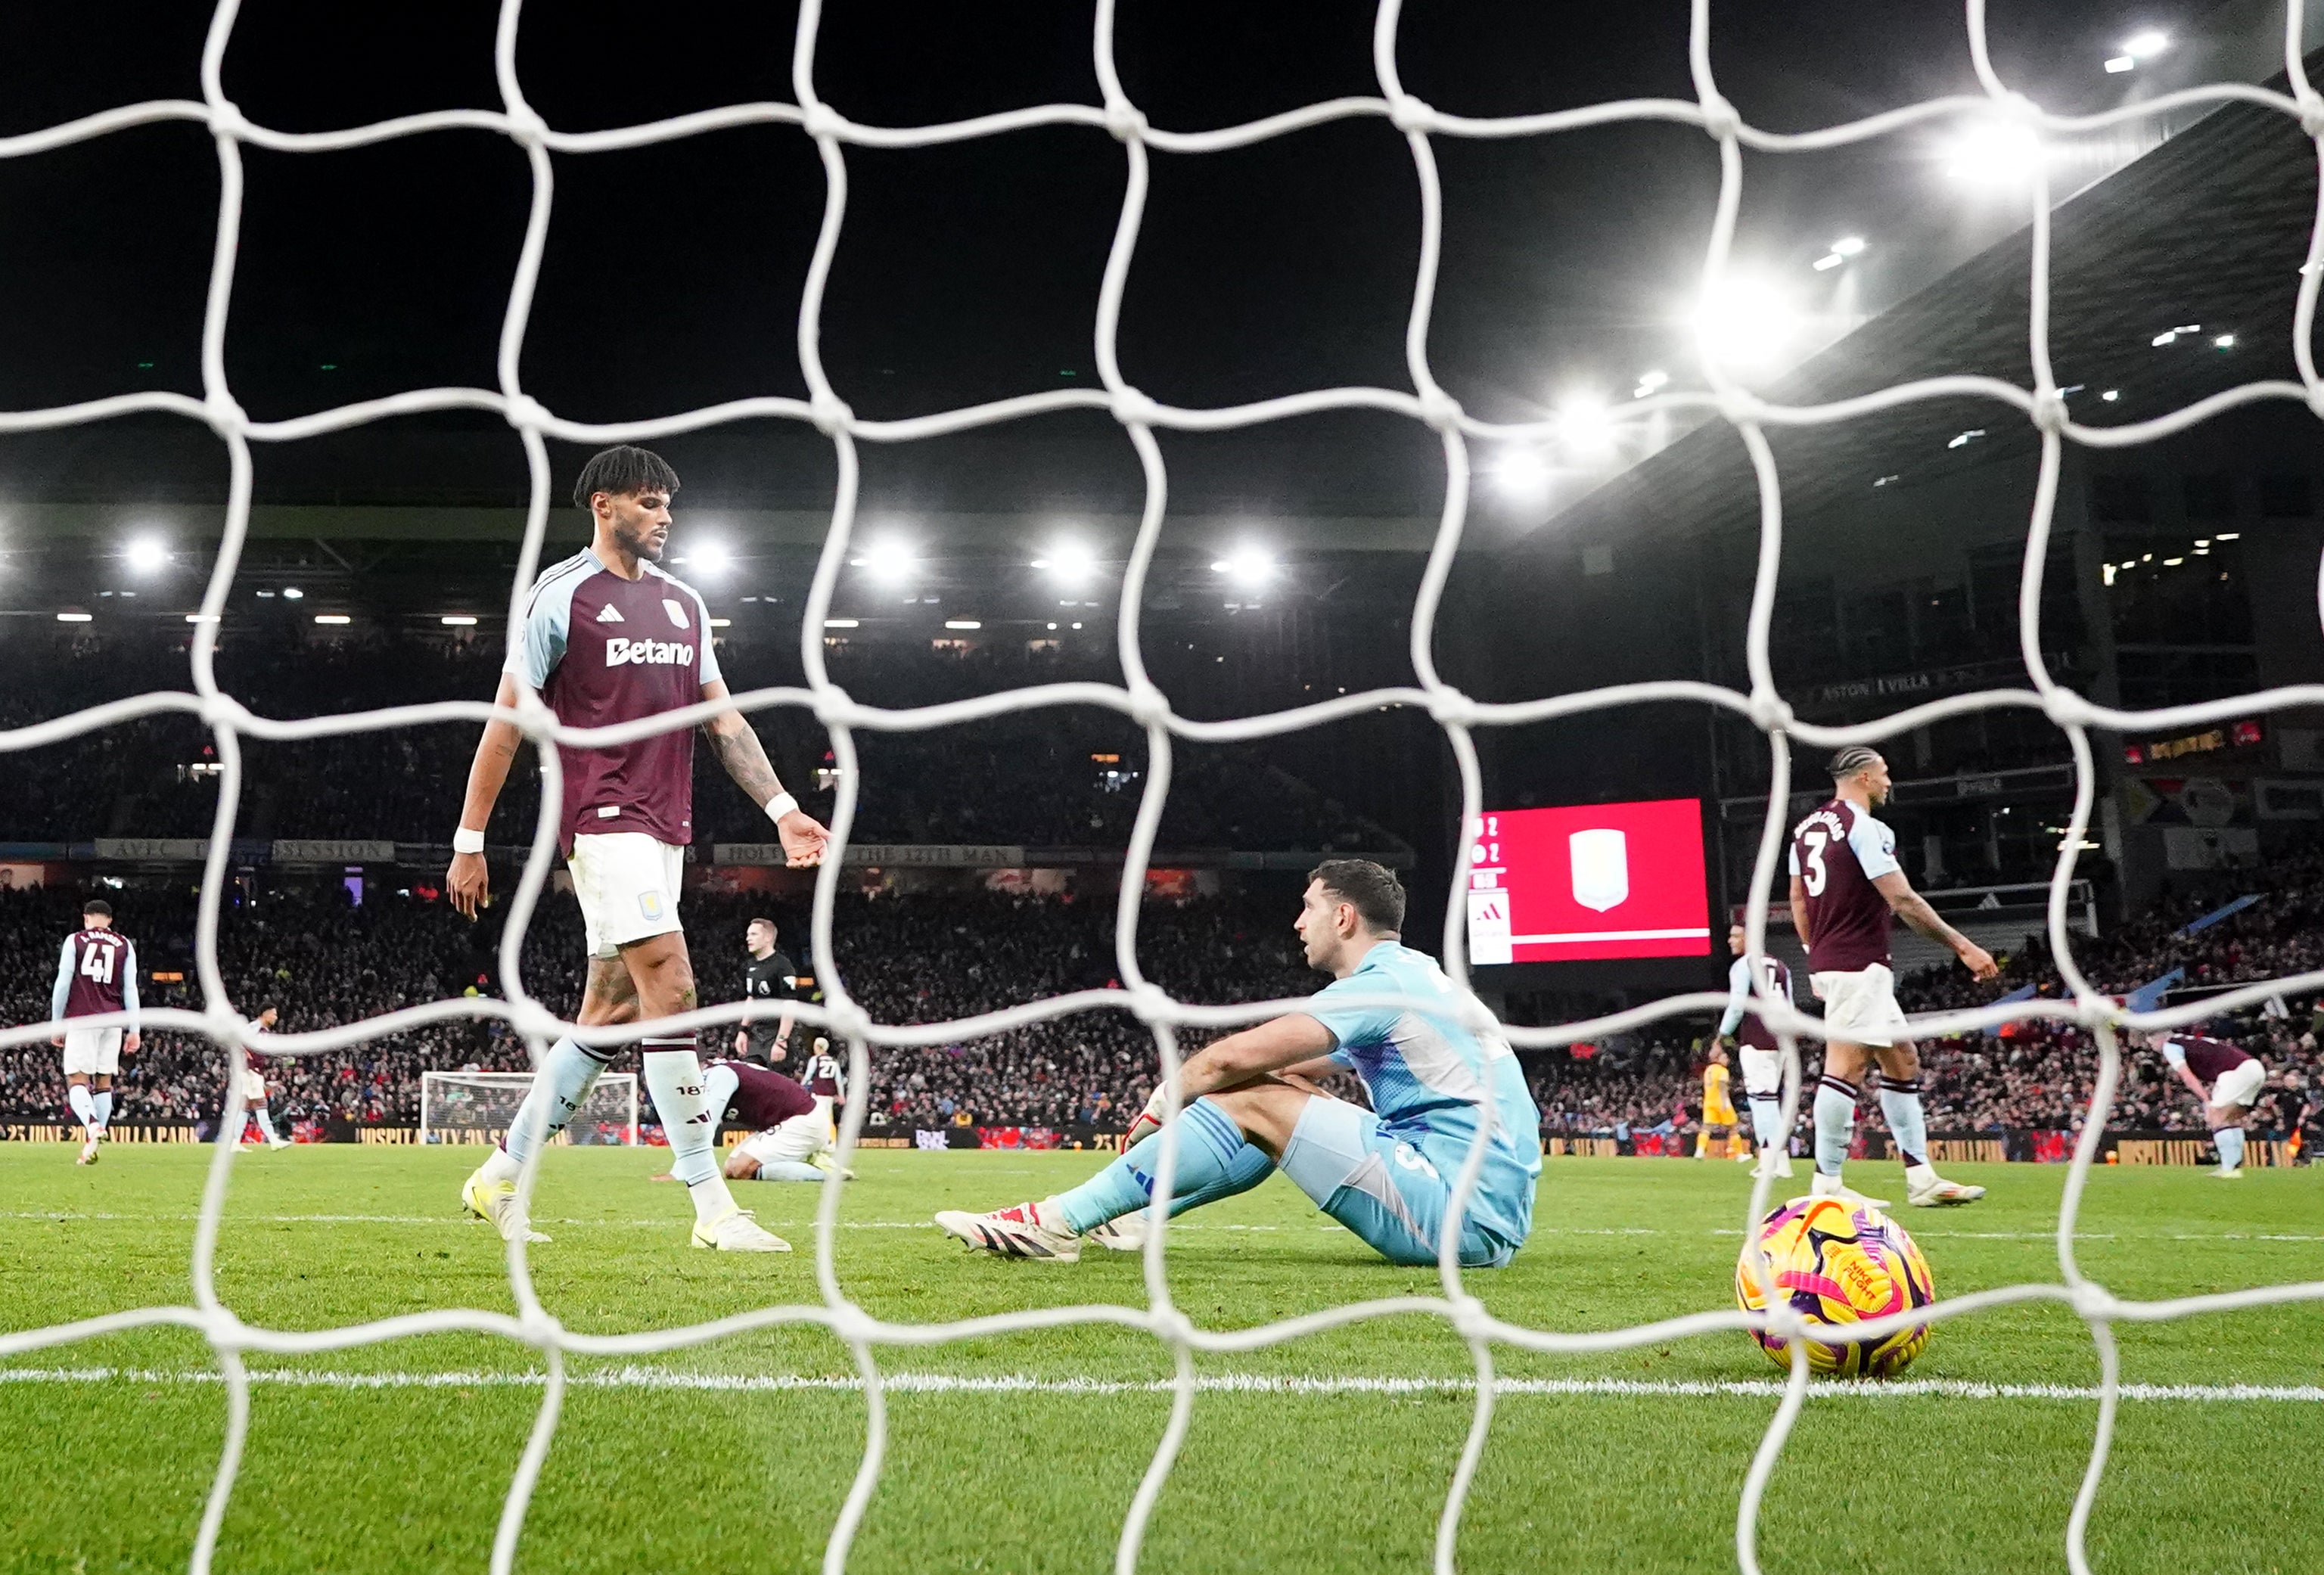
[1465,799,1713,965]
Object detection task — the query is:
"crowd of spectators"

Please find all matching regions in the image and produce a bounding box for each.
[2,850,2319,1147]
[0,632,1400,856]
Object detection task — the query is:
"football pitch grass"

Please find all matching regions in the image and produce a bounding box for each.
[1,1147,2317,1573]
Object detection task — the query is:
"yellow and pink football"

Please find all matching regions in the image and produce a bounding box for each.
[1735,1195,1935,1378]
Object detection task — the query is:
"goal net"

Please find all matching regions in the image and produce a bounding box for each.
[419,1071,638,1148]
[2,4,2322,1575]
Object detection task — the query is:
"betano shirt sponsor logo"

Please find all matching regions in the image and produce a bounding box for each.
[604,637,694,667]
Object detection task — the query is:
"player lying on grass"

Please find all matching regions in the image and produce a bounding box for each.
[2139,1028,2267,1179]
[935,859,1540,1266]
[649,1058,848,1185]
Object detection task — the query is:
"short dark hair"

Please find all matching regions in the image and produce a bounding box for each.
[82,898,112,919]
[573,446,679,511]
[1308,859,1405,935]
[1828,745,1881,781]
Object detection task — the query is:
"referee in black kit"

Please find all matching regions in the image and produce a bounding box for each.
[732,915,799,1066]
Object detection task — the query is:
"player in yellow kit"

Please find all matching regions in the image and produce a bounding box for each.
[1698,1045,1748,1161]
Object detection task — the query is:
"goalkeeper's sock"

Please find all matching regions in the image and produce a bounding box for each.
[2214,1126,2246,1172]
[1052,1098,1251,1235]
[643,1043,736,1225]
[92,1089,113,1132]
[485,1037,609,1184]
[1813,1076,1857,1176]
[252,1107,280,1145]
[1877,1076,1929,1170]
[67,1084,98,1134]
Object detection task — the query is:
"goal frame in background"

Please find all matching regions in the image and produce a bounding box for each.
[0,4,2319,1575]
[418,1070,638,1148]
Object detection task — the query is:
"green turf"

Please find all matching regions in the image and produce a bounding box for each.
[1,1146,2317,1573]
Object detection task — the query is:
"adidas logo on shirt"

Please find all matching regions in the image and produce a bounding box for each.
[604,637,694,666]
[595,604,624,623]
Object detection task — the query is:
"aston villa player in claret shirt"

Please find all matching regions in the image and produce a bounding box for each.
[446,445,831,1253]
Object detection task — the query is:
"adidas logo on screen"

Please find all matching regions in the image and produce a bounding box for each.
[604,637,693,666]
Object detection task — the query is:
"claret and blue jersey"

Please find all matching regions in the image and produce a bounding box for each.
[1303,941,1541,1252]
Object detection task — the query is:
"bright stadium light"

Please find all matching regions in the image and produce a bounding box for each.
[1556,391,1617,463]
[2123,30,2168,59]
[1632,368,1668,399]
[2105,54,2135,73]
[1813,251,1844,271]
[1031,537,1098,584]
[124,535,169,574]
[853,539,915,586]
[56,610,92,623]
[1940,119,2045,186]
[1490,446,1552,499]
[314,614,351,626]
[944,619,981,630]
[823,618,859,629]
[282,586,304,601]
[440,614,478,626]
[1831,235,1866,256]
[1210,546,1275,589]
[1693,275,1802,371]
[682,539,733,576]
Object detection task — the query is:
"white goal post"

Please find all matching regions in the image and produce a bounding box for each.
[418,1070,638,1148]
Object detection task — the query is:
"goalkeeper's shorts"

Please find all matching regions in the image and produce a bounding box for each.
[1278,1097,1521,1269]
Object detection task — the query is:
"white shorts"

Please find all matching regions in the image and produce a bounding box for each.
[62,1027,122,1077]
[1810,965,1912,1048]
[240,1067,269,1103]
[1738,1046,1785,1097]
[2211,1058,2265,1111]
[567,832,685,960]
[737,1111,829,1169]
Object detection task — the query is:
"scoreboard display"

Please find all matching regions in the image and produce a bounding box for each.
[1465,798,1713,965]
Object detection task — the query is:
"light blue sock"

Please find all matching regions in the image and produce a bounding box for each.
[1054,1099,1254,1235]
[498,1038,609,1170]
[1747,1094,1782,1151]
[2214,1127,2246,1171]
[1878,1077,1929,1170]
[1812,1077,1857,1176]
[92,1089,114,1129]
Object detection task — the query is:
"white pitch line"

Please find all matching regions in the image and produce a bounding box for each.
[2,1365,2319,1403]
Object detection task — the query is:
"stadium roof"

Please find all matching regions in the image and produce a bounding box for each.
[1549,61,2324,547]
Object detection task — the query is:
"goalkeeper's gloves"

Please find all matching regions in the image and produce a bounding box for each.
[1124,1086,1171,1148]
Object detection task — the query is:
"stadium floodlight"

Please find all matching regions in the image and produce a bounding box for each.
[183,612,219,623]
[55,611,92,623]
[124,535,169,574]
[1490,446,1552,501]
[1940,119,2045,186]
[2122,29,2168,59]
[1813,252,1844,270]
[1031,537,1099,585]
[1210,546,1275,589]
[440,614,478,626]
[1631,368,1668,399]
[1831,235,1866,256]
[314,614,352,626]
[281,586,304,600]
[682,539,733,576]
[853,539,915,586]
[2101,389,2121,401]
[944,619,980,630]
[823,618,859,629]
[1692,275,1800,371]
[1556,391,1617,463]
[2104,54,2135,73]
[2214,333,2236,349]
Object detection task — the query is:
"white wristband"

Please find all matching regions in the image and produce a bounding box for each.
[452,828,486,855]
[765,791,800,823]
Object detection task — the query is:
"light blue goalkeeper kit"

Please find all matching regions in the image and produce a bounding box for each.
[1053,942,1540,1267]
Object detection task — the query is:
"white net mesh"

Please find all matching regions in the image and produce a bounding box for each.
[419,1071,638,1147]
[4,2,2323,1573]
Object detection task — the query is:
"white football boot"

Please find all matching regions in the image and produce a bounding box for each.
[934,1200,1081,1263]
[461,1167,550,1244]
[1085,1211,1150,1252]
[1903,1164,1985,1207]
[1809,1170,1891,1211]
[1751,1151,1794,1180]
[691,1207,791,1252]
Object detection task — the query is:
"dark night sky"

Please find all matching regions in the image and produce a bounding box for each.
[0,1,2190,509]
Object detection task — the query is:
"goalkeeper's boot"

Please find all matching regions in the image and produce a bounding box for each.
[1903,1165,1985,1207]
[692,1207,791,1252]
[809,1150,857,1182]
[934,1200,1081,1263]
[1085,1211,1148,1252]
[1808,1170,1891,1211]
[461,1167,550,1244]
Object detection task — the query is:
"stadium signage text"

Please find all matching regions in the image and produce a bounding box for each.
[1803,653,2076,713]
[715,842,1027,868]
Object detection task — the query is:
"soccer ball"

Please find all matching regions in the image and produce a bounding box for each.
[1735,1196,1935,1378]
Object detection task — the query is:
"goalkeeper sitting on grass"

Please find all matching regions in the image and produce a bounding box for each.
[936,859,1540,1267]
